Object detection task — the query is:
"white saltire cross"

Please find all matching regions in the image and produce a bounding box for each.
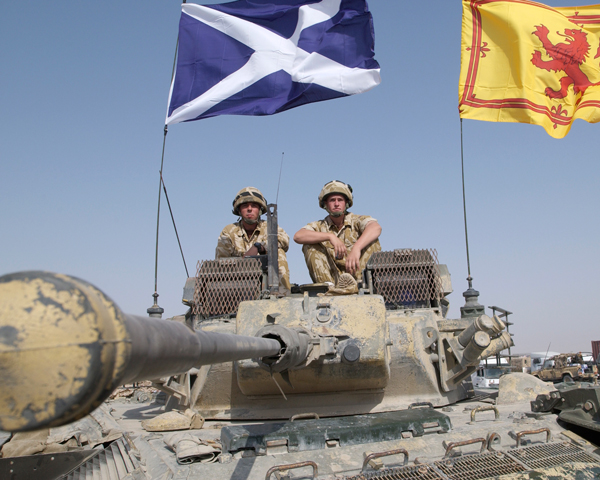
[166,0,381,124]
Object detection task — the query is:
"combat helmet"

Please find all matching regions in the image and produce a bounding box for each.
[318,180,353,209]
[232,187,268,216]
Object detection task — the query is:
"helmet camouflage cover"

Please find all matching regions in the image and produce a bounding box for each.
[318,180,353,209]
[232,187,268,216]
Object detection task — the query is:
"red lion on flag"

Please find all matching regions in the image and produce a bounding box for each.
[531,25,600,99]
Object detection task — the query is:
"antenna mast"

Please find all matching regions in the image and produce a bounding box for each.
[276,152,284,205]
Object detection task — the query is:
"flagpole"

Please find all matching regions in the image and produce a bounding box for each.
[147,126,168,318]
[459,118,484,319]
[147,3,186,318]
[460,118,472,288]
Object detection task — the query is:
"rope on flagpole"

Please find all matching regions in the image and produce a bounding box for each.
[148,4,186,318]
[160,171,189,277]
[460,118,473,289]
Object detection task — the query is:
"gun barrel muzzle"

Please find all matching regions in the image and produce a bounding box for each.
[0,271,281,432]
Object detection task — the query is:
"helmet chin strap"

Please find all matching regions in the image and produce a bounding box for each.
[327,209,345,218]
[242,216,259,225]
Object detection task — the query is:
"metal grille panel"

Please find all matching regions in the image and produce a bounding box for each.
[366,249,443,309]
[60,437,139,480]
[340,442,599,480]
[507,442,600,470]
[433,452,525,480]
[346,464,443,480]
[194,258,263,317]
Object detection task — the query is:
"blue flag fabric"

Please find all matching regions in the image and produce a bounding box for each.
[165,0,381,124]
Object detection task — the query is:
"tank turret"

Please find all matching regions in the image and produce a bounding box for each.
[175,245,513,420]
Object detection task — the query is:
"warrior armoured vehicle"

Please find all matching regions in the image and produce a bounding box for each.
[1,208,599,479]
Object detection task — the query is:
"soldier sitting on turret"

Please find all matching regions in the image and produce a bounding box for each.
[293,180,381,290]
[215,187,291,291]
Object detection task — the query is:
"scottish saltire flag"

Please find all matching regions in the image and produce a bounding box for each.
[166,0,381,124]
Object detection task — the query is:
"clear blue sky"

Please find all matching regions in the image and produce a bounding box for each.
[2,1,598,354]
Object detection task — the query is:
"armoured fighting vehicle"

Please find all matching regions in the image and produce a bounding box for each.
[532,353,598,383]
[1,208,600,479]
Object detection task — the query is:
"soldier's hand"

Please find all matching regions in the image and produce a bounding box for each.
[346,249,360,275]
[330,235,346,260]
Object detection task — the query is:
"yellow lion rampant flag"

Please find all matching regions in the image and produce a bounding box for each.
[459,0,600,138]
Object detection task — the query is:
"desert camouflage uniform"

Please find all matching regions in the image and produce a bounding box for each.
[215,220,291,290]
[301,212,381,284]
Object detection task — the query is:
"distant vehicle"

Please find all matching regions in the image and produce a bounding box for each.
[592,340,600,364]
[579,352,598,375]
[531,353,598,383]
[471,357,512,389]
[471,365,509,388]
[530,351,561,372]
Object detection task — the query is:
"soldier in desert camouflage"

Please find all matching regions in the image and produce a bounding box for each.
[293,181,381,290]
[215,187,291,291]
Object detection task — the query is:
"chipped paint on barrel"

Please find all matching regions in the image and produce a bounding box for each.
[0,272,130,431]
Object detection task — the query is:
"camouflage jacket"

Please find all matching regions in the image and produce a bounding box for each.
[215,220,289,257]
[301,212,378,248]
[215,220,291,289]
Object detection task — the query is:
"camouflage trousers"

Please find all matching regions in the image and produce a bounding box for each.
[277,252,291,291]
[302,240,381,284]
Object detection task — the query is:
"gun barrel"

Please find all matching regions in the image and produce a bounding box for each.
[0,271,281,432]
[123,315,281,383]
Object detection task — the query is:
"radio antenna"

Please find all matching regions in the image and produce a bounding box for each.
[276,152,284,205]
[543,342,551,364]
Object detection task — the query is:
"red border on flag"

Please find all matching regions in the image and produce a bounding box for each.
[461,0,600,126]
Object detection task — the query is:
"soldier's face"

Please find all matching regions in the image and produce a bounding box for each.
[325,194,346,216]
[240,202,261,224]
